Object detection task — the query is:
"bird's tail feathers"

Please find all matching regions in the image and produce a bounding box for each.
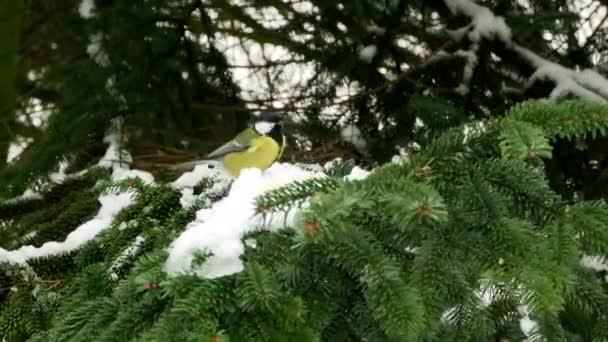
[170,160,208,171]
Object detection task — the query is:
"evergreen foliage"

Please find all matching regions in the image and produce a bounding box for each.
[255,177,341,214]
[0,100,606,340]
[3,0,608,340]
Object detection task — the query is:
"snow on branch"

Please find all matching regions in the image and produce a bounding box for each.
[171,160,232,207]
[165,162,368,279]
[164,163,323,278]
[442,0,511,94]
[0,126,152,264]
[108,235,146,280]
[580,254,608,282]
[0,190,134,264]
[515,45,608,101]
[443,0,608,101]
[444,0,512,43]
[359,45,378,63]
[79,0,96,18]
[3,189,42,204]
[453,49,479,95]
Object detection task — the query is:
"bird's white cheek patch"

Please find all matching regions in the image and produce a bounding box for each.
[255,121,275,134]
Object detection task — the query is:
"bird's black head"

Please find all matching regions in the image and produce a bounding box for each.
[251,111,284,145]
[257,111,283,124]
[253,111,284,136]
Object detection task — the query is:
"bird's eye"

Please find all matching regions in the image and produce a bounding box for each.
[208,164,215,169]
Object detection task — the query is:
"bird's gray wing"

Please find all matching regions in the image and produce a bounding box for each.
[205,140,250,159]
[171,140,251,171]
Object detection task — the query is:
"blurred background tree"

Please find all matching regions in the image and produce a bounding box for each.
[1,0,607,199]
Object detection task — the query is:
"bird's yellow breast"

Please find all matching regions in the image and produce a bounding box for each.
[223,136,280,176]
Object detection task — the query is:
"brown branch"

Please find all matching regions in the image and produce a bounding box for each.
[0,278,64,293]
[228,59,306,68]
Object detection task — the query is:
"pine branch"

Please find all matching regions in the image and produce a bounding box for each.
[506,100,608,141]
[499,119,552,161]
[254,177,341,214]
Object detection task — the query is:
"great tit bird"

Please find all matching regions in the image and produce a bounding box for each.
[173,112,286,176]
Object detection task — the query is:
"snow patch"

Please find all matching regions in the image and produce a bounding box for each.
[171,160,232,207]
[112,168,154,184]
[97,133,154,184]
[172,160,228,188]
[0,190,134,264]
[444,0,512,43]
[391,146,410,165]
[518,305,539,340]
[359,45,378,63]
[87,33,109,66]
[49,161,69,183]
[576,69,608,99]
[165,163,323,278]
[463,121,487,144]
[108,235,146,280]
[474,281,499,308]
[0,127,151,265]
[4,189,42,204]
[48,161,88,184]
[515,45,607,101]
[391,154,408,165]
[22,231,37,241]
[440,307,458,324]
[454,48,479,95]
[97,133,131,169]
[581,255,608,281]
[340,124,368,154]
[79,0,96,18]
[323,158,344,170]
[344,166,370,181]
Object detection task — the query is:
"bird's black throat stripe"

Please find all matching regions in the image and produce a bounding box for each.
[268,124,283,145]
[268,124,285,161]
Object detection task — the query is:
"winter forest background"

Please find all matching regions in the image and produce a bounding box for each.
[2,0,608,340]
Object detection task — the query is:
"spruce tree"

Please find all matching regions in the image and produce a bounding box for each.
[2,0,608,341]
